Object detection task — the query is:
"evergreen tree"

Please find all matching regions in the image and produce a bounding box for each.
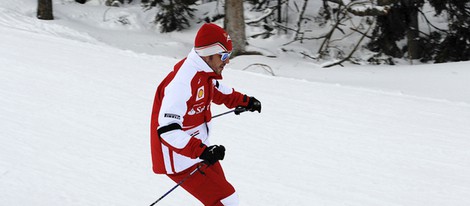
[368,0,470,63]
[428,0,470,63]
[367,0,424,60]
[145,0,197,33]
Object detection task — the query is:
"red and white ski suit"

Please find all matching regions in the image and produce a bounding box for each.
[150,49,249,205]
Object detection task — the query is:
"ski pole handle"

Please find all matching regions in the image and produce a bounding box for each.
[233,107,247,115]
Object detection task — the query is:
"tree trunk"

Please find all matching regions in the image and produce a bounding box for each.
[224,0,246,56]
[403,0,421,59]
[369,0,407,58]
[294,0,309,43]
[37,0,54,20]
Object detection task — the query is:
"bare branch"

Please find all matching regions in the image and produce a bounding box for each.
[294,0,310,43]
[323,21,374,68]
[350,27,373,39]
[246,8,276,25]
[417,9,448,34]
[317,14,346,55]
[242,63,275,76]
[326,0,345,6]
[245,0,289,25]
[300,51,319,60]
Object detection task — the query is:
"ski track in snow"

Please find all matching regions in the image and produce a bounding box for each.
[1,1,470,206]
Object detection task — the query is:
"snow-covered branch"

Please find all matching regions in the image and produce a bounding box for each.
[347,5,390,16]
[246,8,275,25]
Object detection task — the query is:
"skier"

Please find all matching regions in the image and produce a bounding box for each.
[150,23,262,205]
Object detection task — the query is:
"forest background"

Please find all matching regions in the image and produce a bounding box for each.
[37,0,470,67]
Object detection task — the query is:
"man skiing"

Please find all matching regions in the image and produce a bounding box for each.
[150,23,262,205]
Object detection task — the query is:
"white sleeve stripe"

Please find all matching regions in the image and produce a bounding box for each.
[160,129,192,149]
[161,145,173,173]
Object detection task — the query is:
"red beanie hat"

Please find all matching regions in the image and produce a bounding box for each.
[194,23,232,56]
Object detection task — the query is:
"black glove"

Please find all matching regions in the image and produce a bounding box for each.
[246,96,261,113]
[199,145,225,165]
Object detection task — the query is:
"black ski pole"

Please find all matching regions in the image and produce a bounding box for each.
[212,107,246,119]
[150,163,205,206]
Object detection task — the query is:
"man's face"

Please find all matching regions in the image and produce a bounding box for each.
[204,53,230,75]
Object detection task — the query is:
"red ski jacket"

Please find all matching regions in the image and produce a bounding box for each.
[150,49,249,174]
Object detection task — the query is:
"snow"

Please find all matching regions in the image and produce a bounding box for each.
[1,0,470,205]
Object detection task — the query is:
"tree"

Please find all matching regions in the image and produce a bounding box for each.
[316,0,378,67]
[368,0,424,60]
[144,0,197,33]
[428,0,470,63]
[224,0,247,56]
[368,0,470,63]
[37,0,54,20]
[403,0,423,59]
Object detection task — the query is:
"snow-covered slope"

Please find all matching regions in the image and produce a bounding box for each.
[1,1,470,206]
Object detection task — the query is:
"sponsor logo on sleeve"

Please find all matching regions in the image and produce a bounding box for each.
[190,130,200,137]
[164,113,181,120]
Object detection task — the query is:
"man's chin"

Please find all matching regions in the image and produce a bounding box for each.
[217,67,224,74]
